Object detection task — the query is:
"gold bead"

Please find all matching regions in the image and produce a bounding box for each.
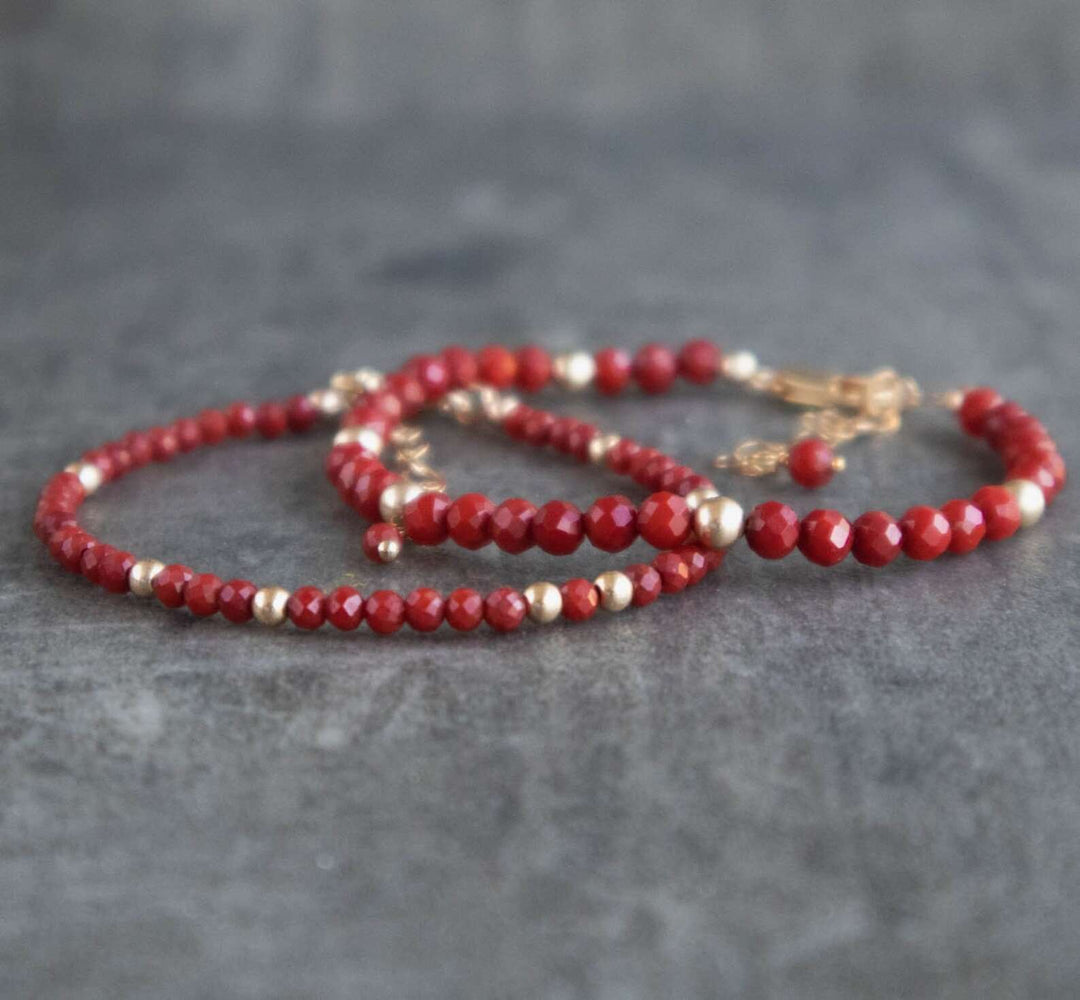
[329,371,358,393]
[1003,478,1046,528]
[684,485,720,511]
[376,536,402,563]
[524,582,563,623]
[693,496,744,549]
[378,481,426,523]
[252,587,291,626]
[594,570,633,612]
[439,390,477,424]
[587,433,621,465]
[128,559,165,598]
[333,427,383,454]
[553,351,596,390]
[308,388,346,416]
[722,350,758,382]
[64,461,103,495]
[353,368,385,392]
[830,455,847,473]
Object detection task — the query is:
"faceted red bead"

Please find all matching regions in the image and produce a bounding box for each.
[490,498,537,554]
[522,409,556,446]
[626,446,661,481]
[560,579,599,621]
[851,511,903,567]
[652,552,690,593]
[798,509,853,566]
[970,486,1021,541]
[174,418,202,453]
[225,401,257,438]
[484,588,527,632]
[531,500,585,555]
[594,347,632,395]
[446,493,495,549]
[547,417,575,454]
[677,339,721,384]
[405,588,445,632]
[745,501,800,560]
[384,374,426,417]
[51,528,94,573]
[255,401,288,439]
[940,499,986,554]
[185,573,224,616]
[34,507,76,542]
[565,422,597,463]
[900,506,953,560]
[637,454,678,490]
[958,387,1003,436]
[445,588,484,631]
[286,394,320,433]
[637,491,693,549]
[1008,452,1066,503]
[82,447,117,481]
[362,522,403,563]
[584,495,638,552]
[198,408,229,445]
[658,464,696,495]
[152,564,195,608]
[104,442,134,478]
[476,345,518,389]
[286,586,325,629]
[219,579,257,623]
[149,426,180,462]
[351,468,400,522]
[404,491,451,546]
[788,437,836,489]
[442,345,478,388]
[333,451,380,493]
[633,343,678,394]
[605,438,642,475]
[675,473,715,497]
[678,546,710,585]
[123,430,154,467]
[326,586,364,631]
[365,590,406,634]
[365,389,405,422]
[515,345,552,392]
[98,548,136,593]
[983,402,1029,448]
[79,543,113,585]
[408,354,451,400]
[625,564,662,606]
[503,405,532,441]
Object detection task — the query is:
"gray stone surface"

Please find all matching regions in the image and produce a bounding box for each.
[3,5,1080,999]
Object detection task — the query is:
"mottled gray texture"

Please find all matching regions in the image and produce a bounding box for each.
[3,4,1080,999]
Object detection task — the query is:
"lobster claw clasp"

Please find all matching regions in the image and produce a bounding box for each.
[771,368,920,419]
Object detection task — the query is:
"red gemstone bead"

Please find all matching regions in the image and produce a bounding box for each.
[409,354,451,400]
[255,402,288,439]
[285,586,325,629]
[565,422,597,463]
[351,468,400,522]
[745,501,800,560]
[405,588,445,632]
[605,438,642,475]
[79,543,113,585]
[326,586,364,631]
[1008,452,1066,503]
[442,346,478,388]
[940,499,986,554]
[446,493,495,549]
[404,491,451,546]
[788,437,836,489]
[900,506,953,560]
[185,573,224,616]
[490,498,537,554]
[679,546,710,585]
[584,495,638,552]
[637,454,677,490]
[594,347,632,395]
[798,509,853,566]
[365,590,406,634]
[522,409,556,446]
[52,528,95,573]
[225,401,257,438]
[384,374,426,417]
[652,551,690,593]
[851,511,903,567]
[286,393,320,433]
[675,473,715,497]
[658,464,696,495]
[98,548,136,594]
[531,500,585,555]
[445,588,484,631]
[104,442,134,478]
[970,485,1021,541]
[677,339,721,384]
[82,447,117,481]
[484,588,527,632]
[365,389,405,422]
[149,426,179,462]
[560,579,599,621]
[198,408,229,445]
[633,343,678,394]
[984,402,1029,448]
[476,345,517,389]
[625,564,662,606]
[123,430,154,467]
[637,491,693,549]
[174,418,202,453]
[503,405,532,441]
[958,387,1003,436]
[362,522,403,563]
[515,345,552,392]
[152,564,194,607]
[626,446,660,481]
[219,579,257,623]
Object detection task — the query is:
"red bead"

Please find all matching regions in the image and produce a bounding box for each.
[745,502,800,560]
[560,579,599,621]
[79,543,114,585]
[351,468,400,521]
[584,495,639,552]
[404,491,451,546]
[365,389,405,422]
[531,500,585,555]
[104,442,134,478]
[677,339,721,384]
[405,588,445,632]
[652,552,690,593]
[384,374,426,417]
[625,564,662,606]
[197,408,229,445]
[225,401,257,438]
[365,590,406,634]
[335,453,381,494]
[637,491,693,549]
[476,345,517,389]
[632,343,678,394]
[521,409,556,446]
[900,506,953,560]
[98,548,136,593]
[255,401,288,439]
[445,588,484,631]
[82,447,117,481]
[362,522,403,563]
[940,499,986,554]
[851,511,903,567]
[122,430,154,467]
[678,546,710,585]
[286,394,320,433]
[675,473,715,497]
[446,493,495,549]
[637,454,677,490]
[658,464,696,495]
[798,509,853,566]
[152,564,194,607]
[442,346,478,388]
[34,508,76,542]
[626,446,660,481]
[410,355,451,400]
[185,573,224,617]
[970,486,1021,541]
[1008,452,1066,503]
[174,418,202,453]
[958,387,1003,436]
[51,528,94,573]
[788,437,836,489]
[515,345,552,392]
[149,426,179,462]
[490,498,537,554]
[502,405,532,441]
[219,579,257,623]
[484,588,527,632]
[287,586,326,629]
[605,438,642,475]
[326,586,364,631]
[594,347,632,395]
[565,422,597,463]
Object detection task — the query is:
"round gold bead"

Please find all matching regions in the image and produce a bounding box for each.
[329,371,358,393]
[524,582,563,624]
[378,481,427,523]
[252,587,291,627]
[308,388,346,416]
[587,433,621,465]
[439,390,477,424]
[684,485,721,511]
[333,427,383,454]
[376,536,402,563]
[594,570,633,612]
[64,461,103,495]
[722,350,759,382]
[693,496,745,549]
[553,351,597,391]
[353,368,385,392]
[128,559,166,598]
[1003,478,1046,528]
[830,455,847,473]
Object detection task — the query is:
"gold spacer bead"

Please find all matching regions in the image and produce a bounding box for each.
[353,368,385,392]
[587,433,621,465]
[684,485,721,511]
[553,351,597,391]
[64,461,104,495]
[378,481,427,523]
[333,427,384,454]
[830,455,847,473]
[594,570,633,612]
[128,559,166,598]
[1003,478,1046,528]
[329,371,358,394]
[524,582,563,624]
[693,496,745,549]
[376,537,402,563]
[309,388,346,416]
[722,350,759,382]
[252,587,291,626]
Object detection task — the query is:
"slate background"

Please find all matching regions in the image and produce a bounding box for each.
[2,2,1079,998]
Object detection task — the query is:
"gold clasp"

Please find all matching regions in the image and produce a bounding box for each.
[771,368,919,418]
